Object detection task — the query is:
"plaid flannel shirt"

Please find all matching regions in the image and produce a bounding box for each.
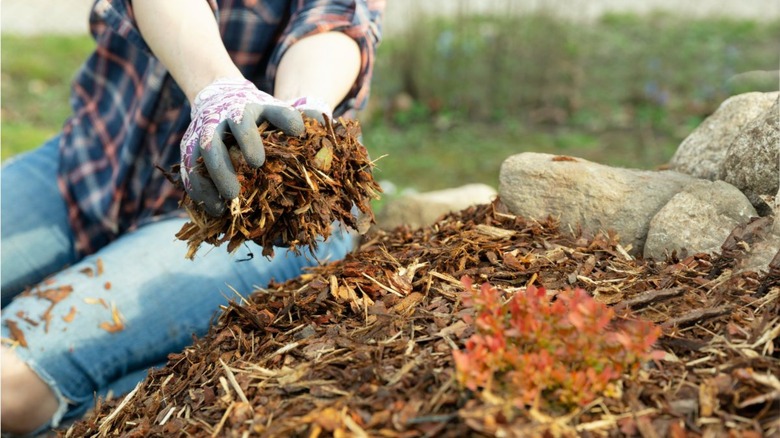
[58,0,384,255]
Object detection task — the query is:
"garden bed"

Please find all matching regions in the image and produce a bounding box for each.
[63,200,779,437]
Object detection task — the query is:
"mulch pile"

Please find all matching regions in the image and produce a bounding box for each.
[175,117,380,259]
[64,200,779,437]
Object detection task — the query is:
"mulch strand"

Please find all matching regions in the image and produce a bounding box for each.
[175,116,380,259]
[63,200,779,437]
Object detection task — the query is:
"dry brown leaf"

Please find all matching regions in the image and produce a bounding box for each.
[15,311,39,327]
[62,306,78,323]
[84,297,109,309]
[99,304,125,333]
[6,320,28,348]
[37,285,73,305]
[79,267,95,277]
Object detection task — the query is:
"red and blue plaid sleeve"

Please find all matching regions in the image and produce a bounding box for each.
[266,0,385,116]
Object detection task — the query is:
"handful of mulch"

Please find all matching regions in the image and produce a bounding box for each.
[175,116,381,259]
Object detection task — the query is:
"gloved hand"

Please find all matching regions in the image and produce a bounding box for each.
[180,77,305,216]
[288,96,333,125]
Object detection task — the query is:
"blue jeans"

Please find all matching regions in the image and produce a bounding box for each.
[1,137,355,427]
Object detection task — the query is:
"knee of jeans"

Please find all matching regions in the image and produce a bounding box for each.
[1,250,75,309]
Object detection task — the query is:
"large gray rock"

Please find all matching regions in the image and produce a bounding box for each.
[644,180,757,260]
[720,97,780,211]
[376,183,497,230]
[669,92,779,180]
[498,153,698,254]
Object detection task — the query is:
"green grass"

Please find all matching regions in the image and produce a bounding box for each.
[362,12,779,190]
[1,35,96,159]
[363,121,679,192]
[3,13,779,191]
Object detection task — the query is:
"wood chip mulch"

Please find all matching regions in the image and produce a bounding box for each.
[175,117,380,259]
[64,200,779,437]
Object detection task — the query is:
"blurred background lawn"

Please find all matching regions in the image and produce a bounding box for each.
[2,10,779,193]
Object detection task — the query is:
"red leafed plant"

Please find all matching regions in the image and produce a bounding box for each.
[453,277,663,410]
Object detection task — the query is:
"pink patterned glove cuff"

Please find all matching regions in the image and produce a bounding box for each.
[181,77,281,189]
[191,78,281,118]
[288,96,333,120]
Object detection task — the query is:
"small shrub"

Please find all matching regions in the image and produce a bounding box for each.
[453,277,663,411]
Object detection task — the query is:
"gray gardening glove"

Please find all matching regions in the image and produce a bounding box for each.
[180,77,305,216]
[288,96,333,124]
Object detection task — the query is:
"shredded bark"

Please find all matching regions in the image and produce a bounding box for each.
[175,117,381,259]
[64,200,779,437]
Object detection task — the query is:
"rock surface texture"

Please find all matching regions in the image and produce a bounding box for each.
[498,153,696,254]
[669,91,778,180]
[643,180,757,259]
[719,97,780,213]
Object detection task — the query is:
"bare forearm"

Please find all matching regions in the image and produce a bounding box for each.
[274,32,361,111]
[133,0,242,102]
[134,0,360,110]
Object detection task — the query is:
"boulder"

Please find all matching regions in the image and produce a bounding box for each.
[498,152,697,254]
[720,97,780,212]
[644,180,757,260]
[669,91,779,180]
[376,183,497,230]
